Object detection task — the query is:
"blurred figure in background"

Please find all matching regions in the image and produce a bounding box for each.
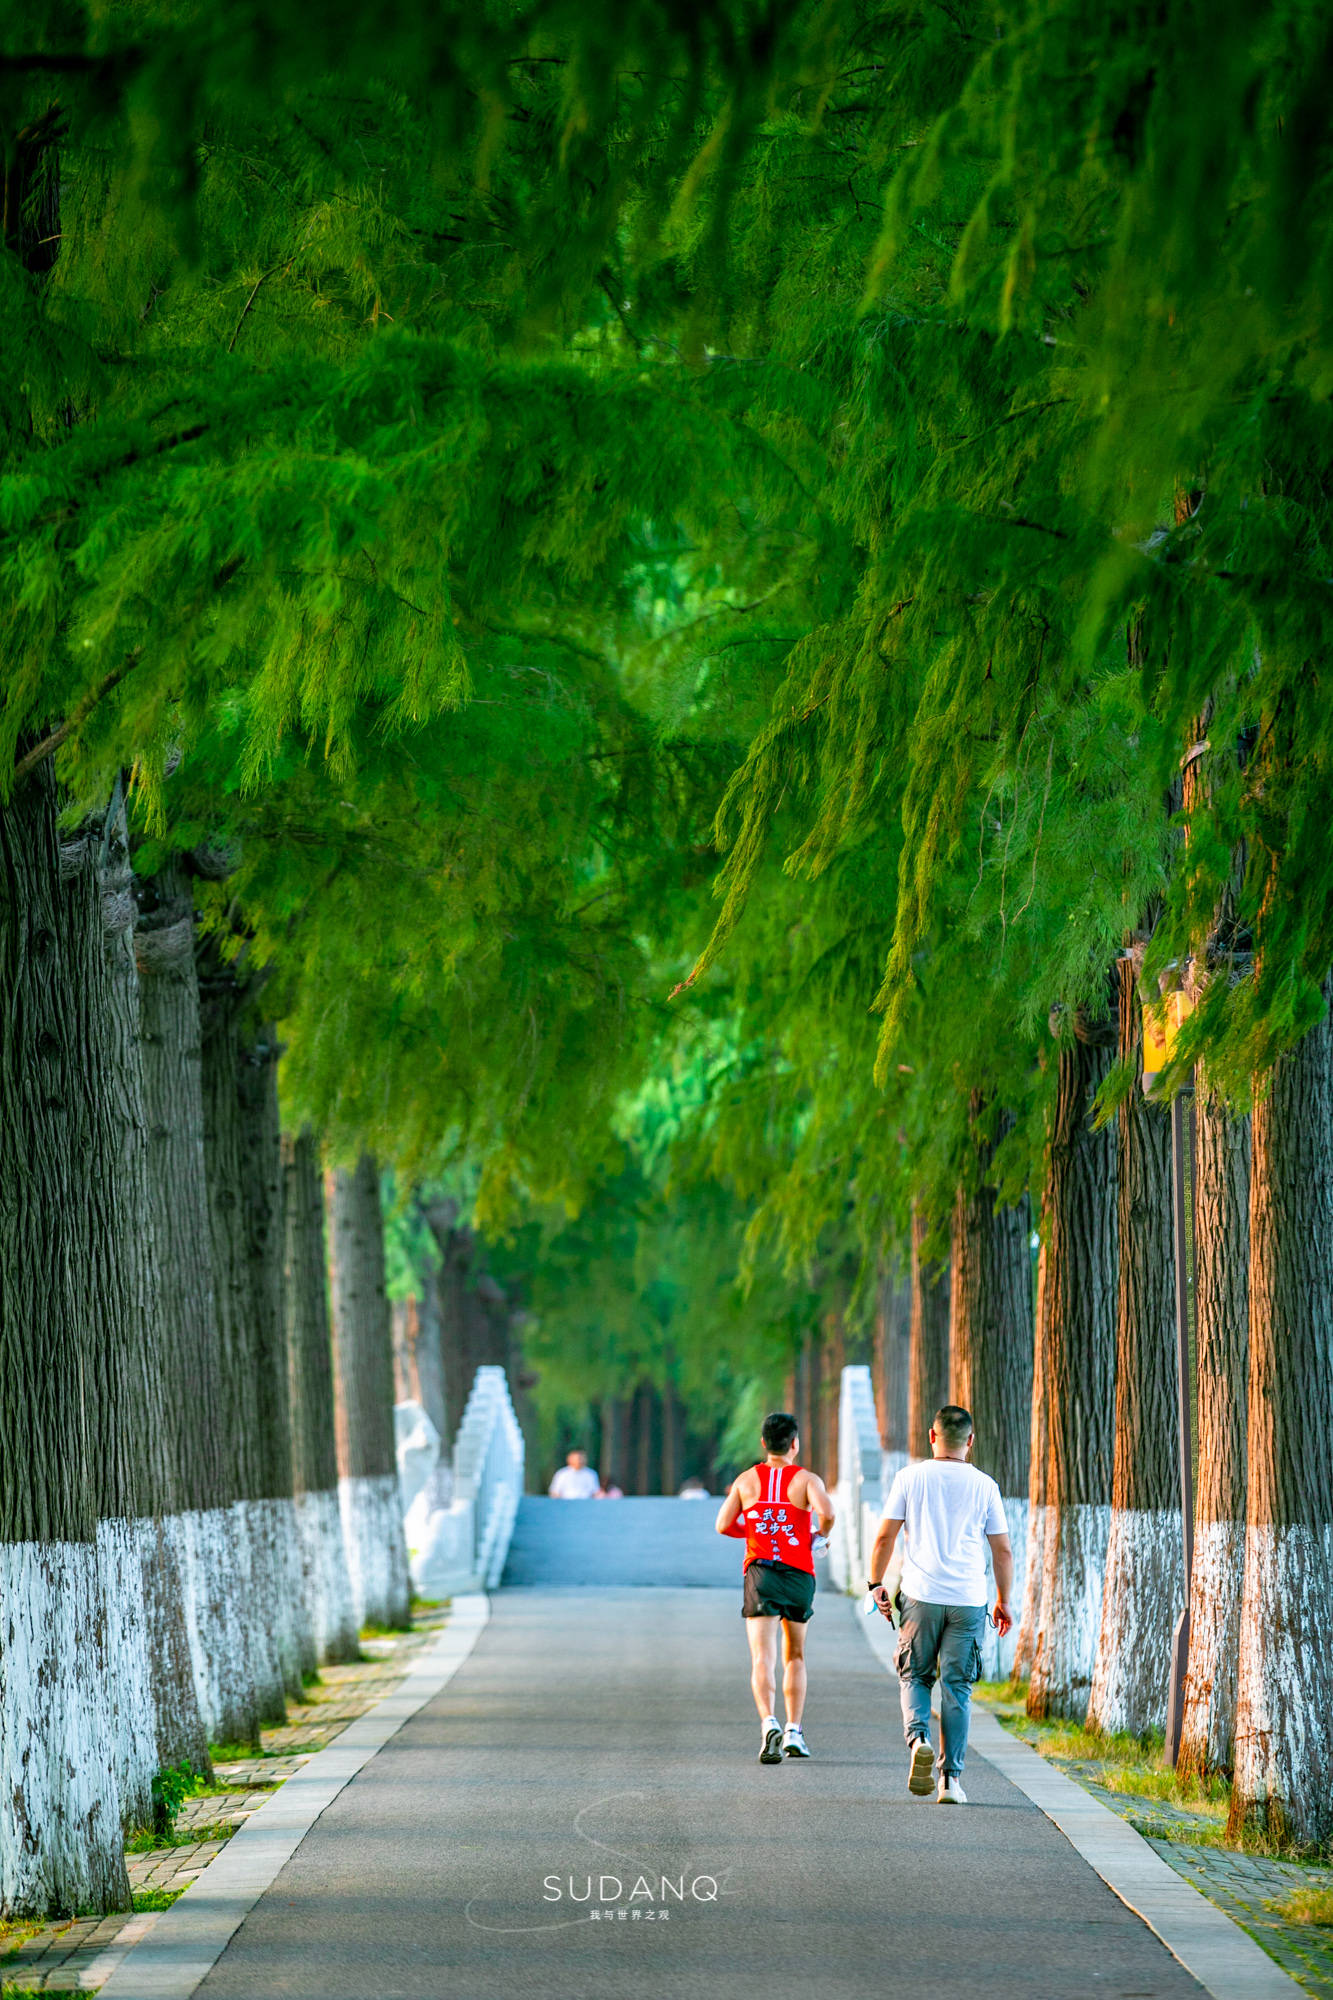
[678,1477,711,1499]
[548,1448,600,1498]
[597,1472,624,1499]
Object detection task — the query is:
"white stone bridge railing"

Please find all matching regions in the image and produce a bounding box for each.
[398,1365,525,1596]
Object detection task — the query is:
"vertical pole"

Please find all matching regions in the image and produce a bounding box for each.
[1165,1083,1197,1764]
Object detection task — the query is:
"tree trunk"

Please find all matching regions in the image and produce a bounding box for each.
[96,813,211,1795]
[238,1027,314,1693]
[908,1205,950,1458]
[875,1258,911,1457]
[1229,992,1333,1848]
[950,1111,1034,1677]
[328,1156,411,1629]
[599,1396,631,1494]
[1028,1016,1118,1720]
[0,771,131,1916]
[633,1383,662,1494]
[284,1132,360,1665]
[1088,967,1183,1736]
[136,879,261,1751]
[661,1382,682,1494]
[199,951,290,1722]
[1012,1232,1050,1682]
[1179,1075,1250,1775]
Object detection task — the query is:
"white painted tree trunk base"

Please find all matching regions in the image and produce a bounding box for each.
[1013,1501,1049,1681]
[339,1473,411,1630]
[1180,1516,1244,1773]
[170,1509,263,1748]
[979,1497,1028,1680]
[1233,1520,1333,1847]
[1087,1506,1184,1738]
[295,1489,360,1665]
[96,1519,162,1832]
[252,1497,316,1696]
[0,1541,130,1918]
[1029,1502,1110,1718]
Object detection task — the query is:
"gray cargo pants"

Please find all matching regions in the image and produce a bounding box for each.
[896,1597,988,1778]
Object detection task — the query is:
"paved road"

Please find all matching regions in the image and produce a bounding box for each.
[198,1584,1203,2000]
[503,1495,772,1588]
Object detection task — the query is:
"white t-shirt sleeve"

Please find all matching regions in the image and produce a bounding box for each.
[983,1481,1008,1535]
[884,1469,909,1520]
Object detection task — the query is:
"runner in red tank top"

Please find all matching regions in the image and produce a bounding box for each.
[715,1413,835,1763]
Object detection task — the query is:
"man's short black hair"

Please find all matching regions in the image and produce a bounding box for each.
[761,1411,800,1454]
[933,1404,973,1447]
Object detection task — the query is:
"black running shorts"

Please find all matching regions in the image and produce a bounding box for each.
[742,1560,816,1622]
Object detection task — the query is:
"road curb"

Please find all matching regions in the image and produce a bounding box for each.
[855,1604,1302,2000]
[96,1595,490,2000]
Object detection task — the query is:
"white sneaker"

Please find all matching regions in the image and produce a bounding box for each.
[908,1739,935,1795]
[937,1775,967,1804]
[783,1725,811,1759]
[759,1722,784,1765]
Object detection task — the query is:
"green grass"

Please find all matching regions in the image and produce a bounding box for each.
[976,1681,1323,1860]
[131,1887,185,1913]
[207,1741,264,1763]
[126,1818,238,1854]
[358,1621,412,1640]
[1267,1885,1333,1926]
[300,1668,323,1688]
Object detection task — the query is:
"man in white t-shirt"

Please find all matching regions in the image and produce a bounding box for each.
[548,1449,600,1499]
[868,1404,1014,1806]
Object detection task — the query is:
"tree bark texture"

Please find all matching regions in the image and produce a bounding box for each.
[1089,967,1183,1737]
[328,1155,411,1629]
[875,1259,911,1456]
[96,814,210,1792]
[1230,993,1333,1848]
[0,772,131,1916]
[136,881,260,1750]
[950,1112,1034,1678]
[908,1205,950,1459]
[1028,1020,1118,1720]
[1012,1232,1049,1682]
[199,951,289,1721]
[237,1036,314,1692]
[283,1132,359,1666]
[1180,1074,1250,1776]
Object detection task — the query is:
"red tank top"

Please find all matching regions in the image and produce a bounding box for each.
[742,1462,815,1577]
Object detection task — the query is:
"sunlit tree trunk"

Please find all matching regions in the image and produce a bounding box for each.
[1089,966,1182,1736]
[950,1106,1034,1677]
[284,1132,359,1665]
[908,1205,949,1458]
[328,1155,411,1629]
[1028,1017,1118,1720]
[1229,990,1333,1848]
[1012,1232,1049,1682]
[1179,1076,1250,1775]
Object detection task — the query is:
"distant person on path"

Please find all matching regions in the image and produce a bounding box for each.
[548,1449,599,1499]
[678,1477,711,1498]
[596,1473,624,1499]
[868,1404,1013,1806]
[715,1412,835,1764]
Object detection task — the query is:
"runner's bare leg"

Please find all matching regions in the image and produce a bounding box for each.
[746,1615,780,1722]
[782,1620,807,1727]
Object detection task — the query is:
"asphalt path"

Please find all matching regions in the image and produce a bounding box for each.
[198,1579,1203,2000]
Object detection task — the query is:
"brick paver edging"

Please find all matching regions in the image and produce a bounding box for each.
[856,1608,1302,2000]
[93,1596,490,2000]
